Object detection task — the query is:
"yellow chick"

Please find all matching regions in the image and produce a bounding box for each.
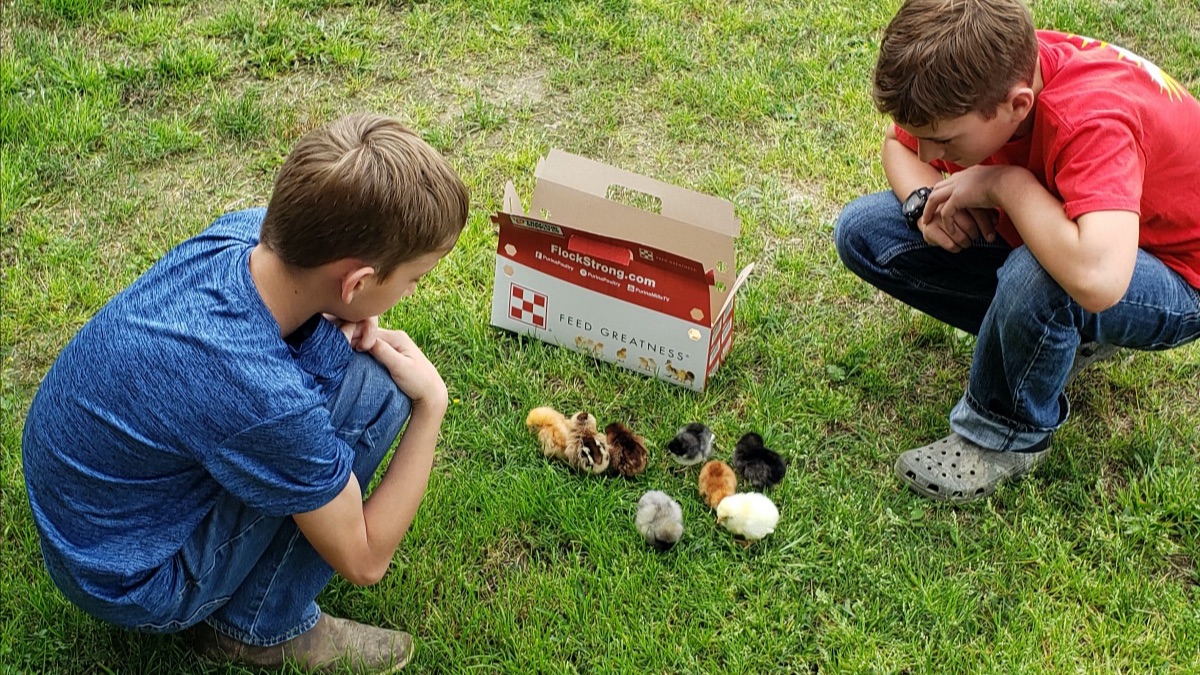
[715,492,778,542]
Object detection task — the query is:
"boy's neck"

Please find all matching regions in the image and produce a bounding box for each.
[248,244,327,338]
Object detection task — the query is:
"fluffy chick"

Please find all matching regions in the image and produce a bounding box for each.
[564,411,610,474]
[526,406,570,462]
[731,432,787,490]
[635,491,683,551]
[716,492,779,542]
[698,460,738,510]
[666,422,715,465]
[605,422,648,477]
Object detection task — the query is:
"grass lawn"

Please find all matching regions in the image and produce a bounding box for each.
[2,0,1198,672]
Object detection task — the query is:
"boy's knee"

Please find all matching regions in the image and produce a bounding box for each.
[834,192,902,270]
[330,353,412,440]
[355,354,411,426]
[994,247,1071,316]
[833,201,867,267]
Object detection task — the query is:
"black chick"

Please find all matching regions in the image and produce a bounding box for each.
[665,422,715,466]
[732,432,787,490]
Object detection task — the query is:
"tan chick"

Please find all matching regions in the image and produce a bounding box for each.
[698,460,737,510]
[605,422,648,477]
[526,406,570,463]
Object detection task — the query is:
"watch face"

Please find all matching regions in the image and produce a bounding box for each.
[903,189,925,214]
[903,187,930,223]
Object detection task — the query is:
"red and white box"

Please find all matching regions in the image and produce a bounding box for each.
[489,150,753,391]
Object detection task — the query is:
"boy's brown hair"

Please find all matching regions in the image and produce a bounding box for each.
[872,0,1038,128]
[261,113,469,278]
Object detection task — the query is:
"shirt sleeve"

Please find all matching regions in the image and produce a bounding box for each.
[1048,117,1145,220]
[205,405,354,516]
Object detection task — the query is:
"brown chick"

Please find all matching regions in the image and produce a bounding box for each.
[698,460,737,510]
[526,407,570,462]
[604,422,648,477]
[564,412,611,474]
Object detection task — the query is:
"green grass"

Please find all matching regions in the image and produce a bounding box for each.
[3,0,1199,673]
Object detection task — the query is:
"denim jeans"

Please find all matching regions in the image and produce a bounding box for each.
[835,191,1200,451]
[44,352,410,646]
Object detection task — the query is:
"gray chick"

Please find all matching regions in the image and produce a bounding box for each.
[666,422,714,466]
[636,491,683,551]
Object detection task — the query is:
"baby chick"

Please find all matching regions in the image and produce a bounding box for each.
[605,422,648,477]
[732,432,787,490]
[716,492,779,542]
[635,491,683,551]
[697,460,738,510]
[564,411,611,474]
[666,422,715,466]
[526,406,570,462]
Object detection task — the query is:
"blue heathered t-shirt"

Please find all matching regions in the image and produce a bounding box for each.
[22,208,355,600]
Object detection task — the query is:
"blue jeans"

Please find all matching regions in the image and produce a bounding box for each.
[45,352,411,646]
[835,191,1200,451]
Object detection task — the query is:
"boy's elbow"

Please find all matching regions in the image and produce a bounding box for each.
[343,558,390,587]
[1073,276,1127,314]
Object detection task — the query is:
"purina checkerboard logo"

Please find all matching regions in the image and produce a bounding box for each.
[509,284,548,329]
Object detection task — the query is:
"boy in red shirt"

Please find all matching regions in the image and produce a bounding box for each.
[834,0,1200,502]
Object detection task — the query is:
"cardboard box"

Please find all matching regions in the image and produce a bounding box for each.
[489,150,754,391]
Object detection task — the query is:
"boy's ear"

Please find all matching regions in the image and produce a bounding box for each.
[339,264,377,304]
[1007,85,1036,122]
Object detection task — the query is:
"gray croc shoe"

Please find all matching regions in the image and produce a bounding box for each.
[1066,342,1120,385]
[894,433,1049,503]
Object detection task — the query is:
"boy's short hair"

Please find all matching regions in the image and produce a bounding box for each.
[872,0,1038,128]
[261,113,469,278]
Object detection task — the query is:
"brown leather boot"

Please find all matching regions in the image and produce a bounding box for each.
[191,613,412,673]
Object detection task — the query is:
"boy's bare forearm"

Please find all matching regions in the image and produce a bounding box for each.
[882,130,942,199]
[989,166,1138,311]
[358,401,445,570]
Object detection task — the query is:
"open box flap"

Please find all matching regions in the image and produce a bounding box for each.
[502,181,524,215]
[715,263,755,320]
[534,150,739,237]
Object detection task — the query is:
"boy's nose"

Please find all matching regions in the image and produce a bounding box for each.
[917,141,942,163]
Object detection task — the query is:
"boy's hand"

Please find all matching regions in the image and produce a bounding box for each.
[327,314,381,352]
[921,166,1004,252]
[366,329,448,410]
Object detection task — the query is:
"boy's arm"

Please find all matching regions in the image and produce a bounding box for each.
[928,165,1139,312]
[882,124,998,249]
[292,331,448,586]
[882,123,943,200]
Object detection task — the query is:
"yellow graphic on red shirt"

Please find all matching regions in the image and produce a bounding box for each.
[1071,35,1190,102]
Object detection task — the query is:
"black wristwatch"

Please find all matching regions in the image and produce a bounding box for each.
[902,187,932,231]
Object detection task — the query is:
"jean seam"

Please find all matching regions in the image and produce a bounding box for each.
[135,595,230,633]
[250,528,306,643]
[187,514,271,586]
[1114,291,1200,349]
[1008,302,1070,422]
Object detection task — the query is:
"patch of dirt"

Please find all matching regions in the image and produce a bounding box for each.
[1165,553,1197,587]
[437,68,550,123]
[1099,458,1130,501]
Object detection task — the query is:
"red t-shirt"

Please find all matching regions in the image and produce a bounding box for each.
[896,30,1200,288]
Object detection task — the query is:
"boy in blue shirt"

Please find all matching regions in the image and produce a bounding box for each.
[22,113,469,673]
